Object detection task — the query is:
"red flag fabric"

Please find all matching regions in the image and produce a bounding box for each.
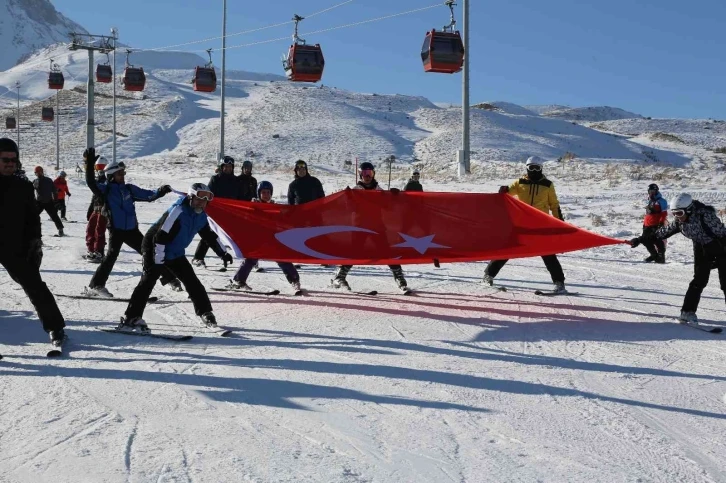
[205,190,625,265]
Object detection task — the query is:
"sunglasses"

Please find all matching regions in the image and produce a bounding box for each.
[671,209,686,217]
[193,190,214,202]
[360,169,374,176]
[527,165,542,172]
[0,157,18,163]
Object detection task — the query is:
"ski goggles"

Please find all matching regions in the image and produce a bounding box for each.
[192,190,214,202]
[220,156,235,166]
[0,156,18,163]
[671,209,687,217]
[295,162,307,170]
[360,169,374,177]
[527,165,542,172]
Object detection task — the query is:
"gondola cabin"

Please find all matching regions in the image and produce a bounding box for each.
[122,67,146,92]
[41,108,54,122]
[420,29,465,74]
[193,67,217,93]
[96,64,113,83]
[48,71,65,89]
[284,44,324,83]
[6,117,16,130]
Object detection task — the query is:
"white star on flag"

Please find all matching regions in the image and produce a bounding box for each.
[392,233,450,254]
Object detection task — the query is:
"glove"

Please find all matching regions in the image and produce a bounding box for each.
[629,237,641,248]
[221,252,233,265]
[83,147,100,163]
[67,193,71,197]
[26,238,43,269]
[498,186,509,194]
[390,187,400,194]
[158,185,173,195]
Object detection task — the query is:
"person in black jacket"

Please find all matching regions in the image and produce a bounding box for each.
[287,160,325,205]
[192,156,244,267]
[0,138,66,346]
[237,160,258,202]
[403,169,423,192]
[33,166,64,237]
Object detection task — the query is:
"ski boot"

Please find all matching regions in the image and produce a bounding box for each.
[49,329,66,347]
[200,312,217,328]
[678,311,698,325]
[225,280,252,291]
[117,316,149,333]
[191,258,206,268]
[83,285,114,298]
[482,273,494,286]
[331,266,352,290]
[166,278,184,292]
[391,267,410,293]
[290,280,302,294]
[655,253,666,264]
[644,254,657,263]
[552,281,567,294]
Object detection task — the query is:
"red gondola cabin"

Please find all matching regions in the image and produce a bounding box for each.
[6,117,16,130]
[122,67,146,92]
[42,108,54,122]
[48,71,65,89]
[193,67,217,93]
[421,29,465,74]
[96,64,113,83]
[284,44,324,83]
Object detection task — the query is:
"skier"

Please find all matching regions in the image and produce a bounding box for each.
[404,169,423,192]
[0,138,66,347]
[331,162,409,292]
[484,156,568,294]
[192,156,243,267]
[121,183,234,332]
[237,160,258,202]
[225,181,302,292]
[287,159,325,205]
[83,148,181,297]
[33,166,64,237]
[640,183,668,263]
[84,156,109,262]
[630,193,726,325]
[53,170,71,221]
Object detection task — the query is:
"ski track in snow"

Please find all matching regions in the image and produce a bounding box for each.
[2,176,726,481]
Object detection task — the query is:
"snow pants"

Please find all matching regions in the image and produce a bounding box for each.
[193,240,210,261]
[85,212,108,253]
[89,228,176,289]
[485,255,565,283]
[55,199,67,219]
[233,258,299,284]
[0,255,65,333]
[37,201,64,232]
[682,241,726,313]
[334,264,406,283]
[125,255,211,319]
[641,225,666,257]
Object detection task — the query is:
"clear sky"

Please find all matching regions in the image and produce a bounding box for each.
[54,0,725,119]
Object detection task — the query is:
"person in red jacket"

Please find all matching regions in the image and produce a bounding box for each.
[53,170,71,221]
[642,183,668,263]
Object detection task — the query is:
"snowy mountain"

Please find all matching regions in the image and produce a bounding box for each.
[542,105,643,122]
[587,117,726,151]
[0,0,88,71]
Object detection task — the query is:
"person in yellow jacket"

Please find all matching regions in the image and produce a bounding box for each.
[483,156,568,294]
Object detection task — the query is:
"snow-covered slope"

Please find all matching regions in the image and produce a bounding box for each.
[0,0,88,70]
[588,118,726,151]
[542,106,643,122]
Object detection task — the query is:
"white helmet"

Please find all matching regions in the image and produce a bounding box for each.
[672,193,693,211]
[526,156,544,166]
[104,159,125,178]
[188,182,213,200]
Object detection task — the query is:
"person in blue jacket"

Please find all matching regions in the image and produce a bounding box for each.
[83,147,180,297]
[121,183,233,332]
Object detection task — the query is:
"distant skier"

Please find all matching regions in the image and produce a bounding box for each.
[331,162,409,293]
[33,166,64,237]
[84,156,109,262]
[0,138,66,347]
[484,156,568,294]
[630,193,726,325]
[404,169,423,192]
[192,156,243,267]
[225,181,302,293]
[287,159,325,205]
[121,183,233,332]
[53,170,71,221]
[237,160,258,202]
[83,148,181,297]
[640,183,668,263]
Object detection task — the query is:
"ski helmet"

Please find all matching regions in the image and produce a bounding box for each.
[104,160,125,180]
[59,171,66,177]
[0,138,19,156]
[220,155,235,166]
[242,160,253,170]
[672,193,693,211]
[95,156,108,171]
[257,180,273,198]
[526,156,544,167]
[359,161,375,171]
[412,168,420,176]
[648,183,659,192]
[294,159,308,174]
[188,182,213,201]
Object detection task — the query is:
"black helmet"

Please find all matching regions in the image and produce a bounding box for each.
[359,161,375,172]
[220,155,235,166]
[0,138,19,156]
[294,159,308,170]
[242,160,253,170]
[257,180,273,198]
[647,183,659,192]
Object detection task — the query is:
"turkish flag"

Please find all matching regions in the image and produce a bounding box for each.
[204,190,625,265]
